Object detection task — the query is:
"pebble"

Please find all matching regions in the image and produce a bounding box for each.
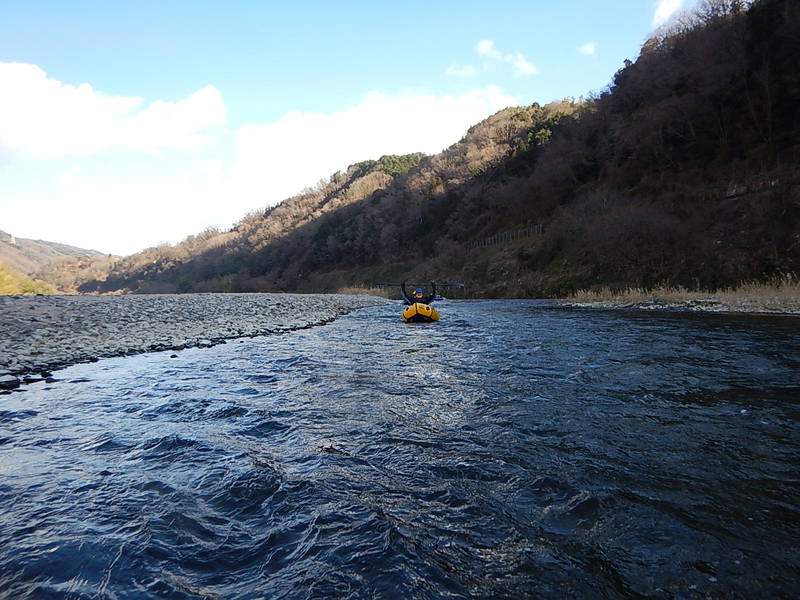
[0,374,21,390]
[0,292,390,379]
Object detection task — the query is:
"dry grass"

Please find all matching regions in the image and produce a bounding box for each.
[569,285,694,304]
[336,286,393,298]
[566,274,800,313]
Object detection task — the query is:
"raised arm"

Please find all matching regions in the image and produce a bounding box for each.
[400,281,414,304]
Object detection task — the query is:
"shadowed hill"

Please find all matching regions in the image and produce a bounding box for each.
[81,105,564,294]
[81,152,432,292]
[80,0,799,296]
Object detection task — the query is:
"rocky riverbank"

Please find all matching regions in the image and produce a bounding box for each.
[0,293,391,389]
[561,297,800,314]
[561,279,800,316]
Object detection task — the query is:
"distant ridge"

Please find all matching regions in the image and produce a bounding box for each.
[0,229,104,276]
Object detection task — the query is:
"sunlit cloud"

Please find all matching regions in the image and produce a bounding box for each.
[235,85,517,206]
[653,0,683,27]
[1,74,517,255]
[0,62,227,161]
[510,53,537,77]
[578,42,597,56]
[474,40,539,77]
[475,39,503,60]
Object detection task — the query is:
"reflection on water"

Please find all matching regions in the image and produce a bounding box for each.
[1,301,799,599]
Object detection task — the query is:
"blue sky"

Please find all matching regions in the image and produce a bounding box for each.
[0,0,692,255]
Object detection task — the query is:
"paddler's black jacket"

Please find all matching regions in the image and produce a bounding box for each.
[401,282,436,305]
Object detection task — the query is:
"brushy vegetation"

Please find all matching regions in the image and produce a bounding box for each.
[0,261,56,295]
[351,153,428,178]
[75,0,799,300]
[335,286,393,298]
[567,273,800,312]
[33,255,117,293]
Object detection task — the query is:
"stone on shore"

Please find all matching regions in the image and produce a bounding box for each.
[0,374,21,390]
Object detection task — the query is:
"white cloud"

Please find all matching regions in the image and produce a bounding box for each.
[3,158,232,256]
[509,52,537,77]
[474,40,539,77]
[235,86,517,207]
[653,0,683,27]
[0,62,227,161]
[578,42,597,56]
[1,79,517,255]
[475,40,503,60]
[445,63,479,78]
[62,173,224,254]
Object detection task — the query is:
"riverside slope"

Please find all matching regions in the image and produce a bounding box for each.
[0,293,390,386]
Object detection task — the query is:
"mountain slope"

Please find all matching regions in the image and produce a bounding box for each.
[81,106,561,294]
[0,230,104,276]
[80,0,799,296]
[0,260,56,295]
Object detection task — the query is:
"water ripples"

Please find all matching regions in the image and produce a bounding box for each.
[1,301,799,598]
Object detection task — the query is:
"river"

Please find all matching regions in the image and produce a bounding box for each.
[1,300,798,599]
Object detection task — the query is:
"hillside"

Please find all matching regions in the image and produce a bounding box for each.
[80,0,799,297]
[0,230,118,294]
[0,229,104,275]
[0,261,55,295]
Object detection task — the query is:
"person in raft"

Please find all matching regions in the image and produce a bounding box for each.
[400,282,437,305]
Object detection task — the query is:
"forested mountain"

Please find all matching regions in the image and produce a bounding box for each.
[80,0,799,297]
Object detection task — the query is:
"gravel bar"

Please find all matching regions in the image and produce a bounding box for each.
[0,293,391,388]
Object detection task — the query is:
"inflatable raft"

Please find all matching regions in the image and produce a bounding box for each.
[372,281,463,323]
[403,302,440,323]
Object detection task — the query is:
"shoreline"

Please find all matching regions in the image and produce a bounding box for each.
[0,293,391,390]
[558,298,800,316]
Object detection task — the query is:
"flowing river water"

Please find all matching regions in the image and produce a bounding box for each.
[1,300,799,599]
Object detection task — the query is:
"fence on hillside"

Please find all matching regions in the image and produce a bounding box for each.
[467,224,544,250]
